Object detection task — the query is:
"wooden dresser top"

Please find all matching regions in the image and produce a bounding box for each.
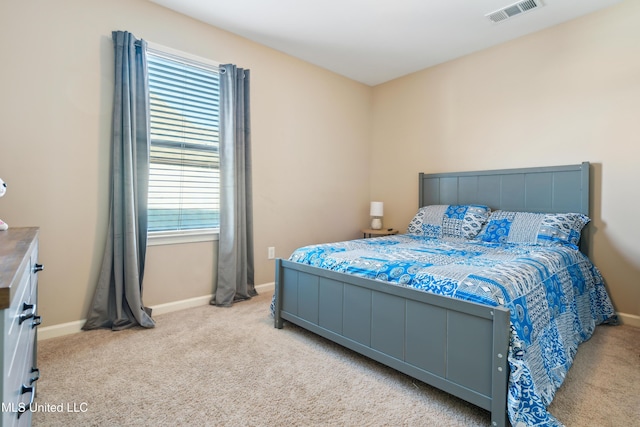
[0,227,39,309]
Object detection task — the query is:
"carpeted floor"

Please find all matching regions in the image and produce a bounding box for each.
[32,292,639,426]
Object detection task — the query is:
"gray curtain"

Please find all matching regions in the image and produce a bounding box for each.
[83,31,155,330]
[212,64,257,307]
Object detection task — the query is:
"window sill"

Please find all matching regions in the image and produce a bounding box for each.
[148,229,219,246]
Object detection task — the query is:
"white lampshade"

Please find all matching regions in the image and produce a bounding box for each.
[370,202,384,217]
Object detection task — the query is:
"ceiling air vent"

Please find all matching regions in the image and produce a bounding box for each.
[486,0,543,23]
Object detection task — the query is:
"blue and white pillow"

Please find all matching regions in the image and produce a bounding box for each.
[477,211,590,247]
[407,205,491,240]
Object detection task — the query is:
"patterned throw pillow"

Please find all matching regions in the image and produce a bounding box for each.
[406,205,491,239]
[477,211,590,247]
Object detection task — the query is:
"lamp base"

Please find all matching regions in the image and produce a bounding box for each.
[371,218,382,230]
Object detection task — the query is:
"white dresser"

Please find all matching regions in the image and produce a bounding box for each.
[0,228,42,426]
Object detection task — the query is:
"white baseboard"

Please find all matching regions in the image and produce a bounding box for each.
[617,312,640,328]
[255,282,275,293]
[40,281,633,341]
[150,294,214,316]
[38,320,86,341]
[38,282,276,341]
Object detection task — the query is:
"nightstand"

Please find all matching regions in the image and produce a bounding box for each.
[362,228,399,238]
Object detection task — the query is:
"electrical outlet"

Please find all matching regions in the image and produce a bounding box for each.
[268,247,275,259]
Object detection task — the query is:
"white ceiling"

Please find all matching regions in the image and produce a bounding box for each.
[149,0,623,86]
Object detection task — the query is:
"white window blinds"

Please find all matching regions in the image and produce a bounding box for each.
[146,48,220,232]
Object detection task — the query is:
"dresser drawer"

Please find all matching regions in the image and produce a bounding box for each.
[4,266,31,375]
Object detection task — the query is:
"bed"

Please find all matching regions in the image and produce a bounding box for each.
[272,162,616,427]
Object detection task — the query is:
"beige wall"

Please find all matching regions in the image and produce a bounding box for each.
[0,0,372,326]
[1,0,637,329]
[371,0,640,321]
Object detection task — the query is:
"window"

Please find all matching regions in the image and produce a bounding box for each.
[146,47,220,239]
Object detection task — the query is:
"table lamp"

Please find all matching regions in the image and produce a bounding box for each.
[370,201,383,230]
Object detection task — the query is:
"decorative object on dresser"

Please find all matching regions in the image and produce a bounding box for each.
[0,178,8,231]
[0,227,43,426]
[369,201,384,230]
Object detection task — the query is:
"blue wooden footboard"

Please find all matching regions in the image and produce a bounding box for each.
[274,258,511,427]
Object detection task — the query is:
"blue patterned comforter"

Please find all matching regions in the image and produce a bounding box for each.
[283,234,616,427]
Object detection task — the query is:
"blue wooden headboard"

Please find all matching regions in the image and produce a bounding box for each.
[419,162,590,252]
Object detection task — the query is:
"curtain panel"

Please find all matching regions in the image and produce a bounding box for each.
[83,31,155,330]
[212,64,256,307]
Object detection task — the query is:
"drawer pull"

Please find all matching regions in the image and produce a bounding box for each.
[19,312,34,324]
[17,406,28,417]
[17,370,40,418]
[17,383,36,418]
[33,263,44,273]
[19,302,37,325]
[30,367,41,384]
[32,315,42,328]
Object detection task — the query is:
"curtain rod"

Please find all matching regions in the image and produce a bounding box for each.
[132,39,248,76]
